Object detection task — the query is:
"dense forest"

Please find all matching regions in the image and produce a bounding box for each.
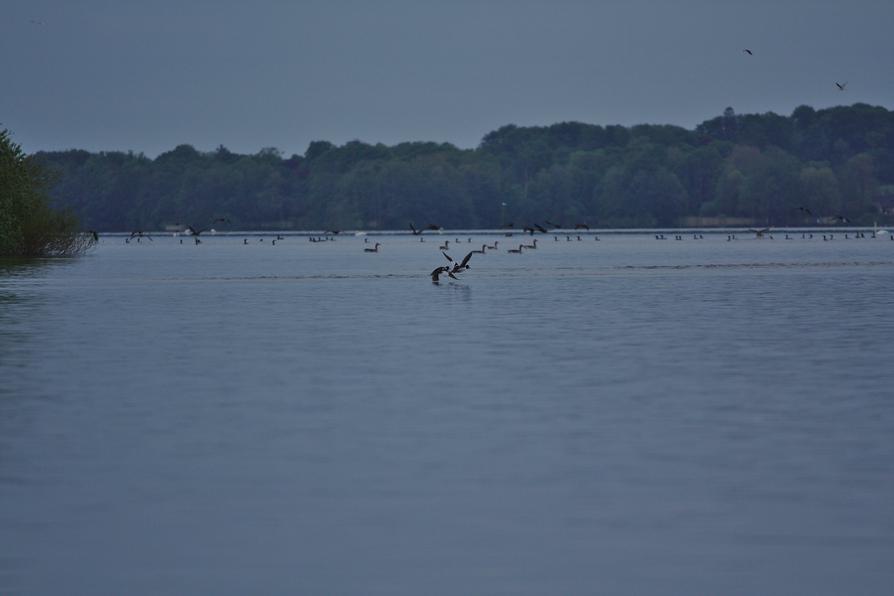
[34,103,894,231]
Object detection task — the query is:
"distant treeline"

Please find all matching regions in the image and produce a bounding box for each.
[34,103,894,231]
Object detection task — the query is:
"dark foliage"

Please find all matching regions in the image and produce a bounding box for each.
[33,104,894,231]
[1,129,93,257]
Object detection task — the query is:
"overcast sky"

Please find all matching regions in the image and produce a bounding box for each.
[2,0,892,157]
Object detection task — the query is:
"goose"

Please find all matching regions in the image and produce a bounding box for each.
[439,240,450,250]
[451,251,475,274]
[410,222,441,235]
[521,238,538,249]
[185,226,206,244]
[442,250,475,273]
[431,266,458,283]
[507,245,524,254]
[364,243,381,253]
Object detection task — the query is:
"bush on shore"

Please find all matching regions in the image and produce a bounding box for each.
[0,128,93,257]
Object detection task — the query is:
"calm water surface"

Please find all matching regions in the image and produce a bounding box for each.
[2,232,893,595]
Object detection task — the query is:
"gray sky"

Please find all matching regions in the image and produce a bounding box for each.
[2,0,892,157]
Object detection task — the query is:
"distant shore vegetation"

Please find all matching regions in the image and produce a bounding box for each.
[1,128,93,257]
[32,103,894,231]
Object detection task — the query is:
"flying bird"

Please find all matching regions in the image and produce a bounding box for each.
[442,250,475,273]
[452,251,475,273]
[430,266,458,283]
[743,49,753,55]
[835,82,847,91]
[409,222,441,235]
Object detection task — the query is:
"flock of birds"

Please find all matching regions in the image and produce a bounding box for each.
[103,215,892,284]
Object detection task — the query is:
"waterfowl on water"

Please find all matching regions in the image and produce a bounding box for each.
[364,243,381,252]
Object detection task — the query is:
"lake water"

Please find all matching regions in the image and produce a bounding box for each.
[2,231,893,595]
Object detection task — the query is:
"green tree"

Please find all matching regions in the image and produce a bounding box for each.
[1,129,91,257]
